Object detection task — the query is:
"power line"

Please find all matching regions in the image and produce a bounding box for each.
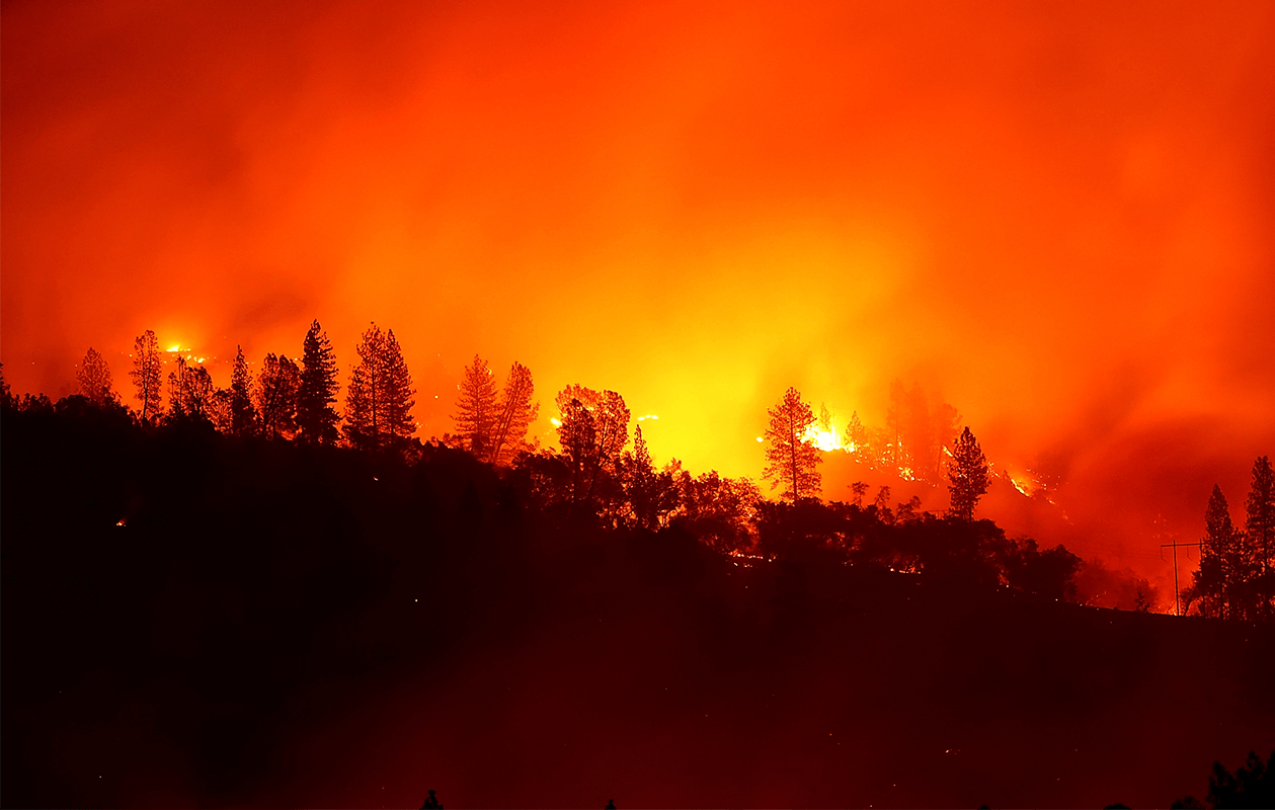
[1160,538,1202,617]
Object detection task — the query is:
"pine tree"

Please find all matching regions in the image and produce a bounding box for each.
[1193,485,1243,619]
[380,329,416,442]
[488,361,538,466]
[344,323,415,450]
[76,347,115,405]
[229,346,257,437]
[130,329,163,421]
[1245,456,1275,622]
[453,355,499,459]
[762,386,822,503]
[947,426,989,521]
[257,353,300,437]
[296,319,341,445]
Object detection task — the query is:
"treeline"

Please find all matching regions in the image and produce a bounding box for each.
[4,346,1108,609]
[5,333,1242,616]
[1184,457,1275,622]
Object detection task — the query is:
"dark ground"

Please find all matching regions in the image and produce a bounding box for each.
[4,406,1272,808]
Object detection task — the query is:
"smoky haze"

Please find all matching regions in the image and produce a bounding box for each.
[4,0,1274,584]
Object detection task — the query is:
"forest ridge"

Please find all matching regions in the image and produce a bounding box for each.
[2,318,1273,622]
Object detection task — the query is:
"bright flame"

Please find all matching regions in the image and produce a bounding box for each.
[549,417,562,428]
[801,419,843,452]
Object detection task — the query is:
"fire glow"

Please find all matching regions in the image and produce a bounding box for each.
[1,1,1273,592]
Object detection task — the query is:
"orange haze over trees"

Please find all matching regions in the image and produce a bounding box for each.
[3,0,1275,593]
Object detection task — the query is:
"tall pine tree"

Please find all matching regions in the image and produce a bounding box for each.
[1193,484,1242,619]
[297,319,341,445]
[947,426,989,521]
[380,329,416,442]
[762,386,822,502]
[1245,456,1275,622]
[130,329,163,421]
[229,346,257,437]
[453,354,499,459]
[76,347,115,405]
[488,361,538,466]
[345,323,415,450]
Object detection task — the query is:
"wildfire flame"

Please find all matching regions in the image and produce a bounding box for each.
[801,418,843,452]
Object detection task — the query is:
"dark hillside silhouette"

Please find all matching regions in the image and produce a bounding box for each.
[3,395,1273,808]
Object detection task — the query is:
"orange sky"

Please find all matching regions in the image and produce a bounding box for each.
[4,0,1274,580]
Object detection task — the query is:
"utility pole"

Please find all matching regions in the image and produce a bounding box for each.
[1160,538,1203,616]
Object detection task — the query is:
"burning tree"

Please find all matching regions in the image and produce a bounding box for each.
[762,386,822,502]
[946,426,989,521]
[75,347,115,405]
[296,319,341,445]
[129,329,163,421]
[345,323,416,450]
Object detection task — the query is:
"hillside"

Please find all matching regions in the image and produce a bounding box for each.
[3,407,1272,808]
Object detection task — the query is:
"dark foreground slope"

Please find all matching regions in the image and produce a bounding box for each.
[3,407,1273,808]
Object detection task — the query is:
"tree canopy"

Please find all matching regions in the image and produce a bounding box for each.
[762,386,822,502]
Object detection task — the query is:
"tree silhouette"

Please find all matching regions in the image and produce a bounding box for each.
[554,385,630,506]
[453,354,499,460]
[674,469,761,555]
[1243,456,1275,622]
[229,346,257,437]
[947,426,989,521]
[296,319,341,445]
[75,347,115,405]
[0,362,12,410]
[257,353,300,438]
[167,357,214,420]
[1193,484,1243,619]
[621,424,679,529]
[380,329,416,443]
[345,324,416,450]
[762,386,821,502]
[129,329,163,421]
[1173,749,1275,808]
[488,361,538,466]
[850,481,869,507]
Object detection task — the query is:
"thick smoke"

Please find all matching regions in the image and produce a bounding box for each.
[4,0,1274,585]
